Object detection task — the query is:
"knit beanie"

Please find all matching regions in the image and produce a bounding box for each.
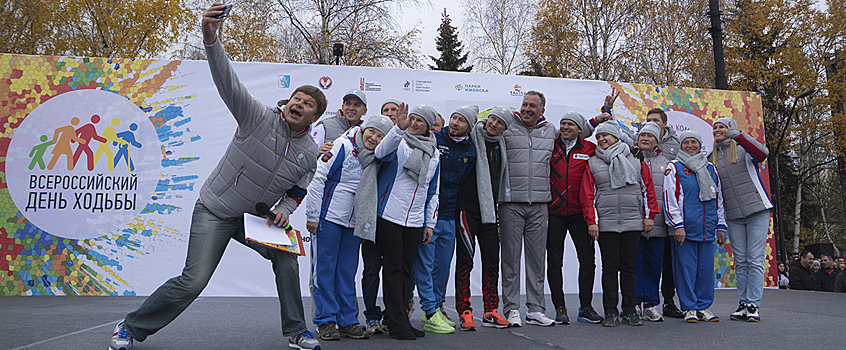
[410,104,438,129]
[714,117,738,131]
[638,122,662,141]
[381,98,402,111]
[595,122,621,140]
[363,115,394,136]
[679,130,703,146]
[488,106,513,129]
[343,89,367,106]
[560,111,586,131]
[453,105,480,126]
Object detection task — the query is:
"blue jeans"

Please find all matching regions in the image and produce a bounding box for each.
[414,219,455,315]
[124,202,307,341]
[726,210,770,307]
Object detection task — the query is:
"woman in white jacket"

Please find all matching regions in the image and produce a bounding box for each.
[374,104,441,340]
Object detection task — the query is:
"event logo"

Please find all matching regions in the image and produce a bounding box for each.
[319,76,333,90]
[510,84,527,96]
[403,81,411,91]
[6,90,161,240]
[461,84,488,93]
[360,78,382,92]
[279,75,291,88]
[455,84,463,91]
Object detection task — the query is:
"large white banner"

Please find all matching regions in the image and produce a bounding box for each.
[0,53,773,298]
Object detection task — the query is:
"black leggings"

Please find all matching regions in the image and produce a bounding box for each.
[376,218,421,334]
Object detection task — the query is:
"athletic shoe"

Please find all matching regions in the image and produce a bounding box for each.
[663,302,685,319]
[620,313,643,326]
[730,302,747,321]
[407,299,415,319]
[410,326,425,338]
[365,319,383,335]
[635,304,643,318]
[482,310,510,328]
[317,322,340,341]
[459,310,476,331]
[641,305,664,322]
[698,309,719,322]
[288,330,321,350]
[507,309,522,327]
[422,310,455,334]
[109,321,133,350]
[554,306,570,324]
[577,306,604,324]
[339,324,370,339]
[602,313,620,327]
[746,305,760,322]
[683,310,698,323]
[438,307,456,327]
[526,311,555,326]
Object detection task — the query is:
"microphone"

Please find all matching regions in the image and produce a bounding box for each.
[256,202,293,231]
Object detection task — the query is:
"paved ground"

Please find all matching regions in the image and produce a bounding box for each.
[1,289,843,350]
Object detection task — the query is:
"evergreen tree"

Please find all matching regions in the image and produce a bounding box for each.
[429,9,473,72]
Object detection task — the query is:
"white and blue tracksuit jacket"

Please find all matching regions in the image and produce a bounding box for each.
[375,125,440,228]
[305,127,368,228]
[663,160,727,241]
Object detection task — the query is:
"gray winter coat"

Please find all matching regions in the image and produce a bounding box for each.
[659,127,680,159]
[587,155,647,233]
[711,136,773,221]
[501,115,556,204]
[199,40,318,220]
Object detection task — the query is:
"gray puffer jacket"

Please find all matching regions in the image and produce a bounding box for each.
[501,114,556,204]
[199,40,318,220]
[643,150,671,238]
[659,126,680,159]
[711,133,772,221]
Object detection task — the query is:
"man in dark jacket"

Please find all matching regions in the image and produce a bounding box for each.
[816,254,842,292]
[789,250,818,290]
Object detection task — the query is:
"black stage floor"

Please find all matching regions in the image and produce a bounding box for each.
[1,289,843,350]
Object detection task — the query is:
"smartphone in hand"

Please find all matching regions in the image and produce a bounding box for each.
[215,4,233,19]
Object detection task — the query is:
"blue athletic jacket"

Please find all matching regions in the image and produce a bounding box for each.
[663,160,727,242]
[435,128,476,220]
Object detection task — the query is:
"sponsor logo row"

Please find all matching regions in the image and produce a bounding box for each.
[278,75,529,97]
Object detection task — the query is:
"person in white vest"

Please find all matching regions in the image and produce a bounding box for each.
[111,4,326,350]
[499,91,557,327]
[312,89,368,154]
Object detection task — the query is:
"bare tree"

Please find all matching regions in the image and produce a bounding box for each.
[461,0,536,75]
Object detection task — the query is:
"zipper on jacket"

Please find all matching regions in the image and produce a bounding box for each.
[528,130,533,205]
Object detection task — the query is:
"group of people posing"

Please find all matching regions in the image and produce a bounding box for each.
[108,4,774,350]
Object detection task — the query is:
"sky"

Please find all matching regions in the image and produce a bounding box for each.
[395,0,466,66]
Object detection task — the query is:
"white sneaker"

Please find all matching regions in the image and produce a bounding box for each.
[745,305,760,322]
[642,305,664,322]
[525,311,555,326]
[507,309,522,327]
[109,321,133,350]
[698,309,719,322]
[683,310,698,323]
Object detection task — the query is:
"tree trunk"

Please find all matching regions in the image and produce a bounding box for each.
[819,199,841,257]
[792,181,802,255]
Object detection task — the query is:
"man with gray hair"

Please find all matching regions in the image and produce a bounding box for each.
[500,91,557,327]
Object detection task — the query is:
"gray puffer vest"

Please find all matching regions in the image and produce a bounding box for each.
[318,113,355,143]
[644,151,671,237]
[659,127,680,159]
[200,41,318,220]
[589,155,645,233]
[502,114,556,204]
[712,140,773,220]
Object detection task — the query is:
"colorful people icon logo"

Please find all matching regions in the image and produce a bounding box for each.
[94,118,128,171]
[47,117,87,171]
[28,135,54,170]
[72,114,108,171]
[114,123,142,171]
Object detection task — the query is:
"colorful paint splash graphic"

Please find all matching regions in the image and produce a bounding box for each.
[1,54,201,295]
[611,82,776,288]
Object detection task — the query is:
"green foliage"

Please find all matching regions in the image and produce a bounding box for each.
[429,9,472,72]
